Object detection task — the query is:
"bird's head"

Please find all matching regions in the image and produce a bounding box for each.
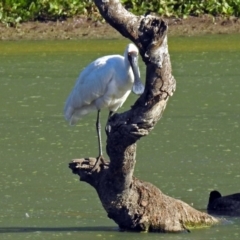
[126,43,145,95]
[209,190,222,204]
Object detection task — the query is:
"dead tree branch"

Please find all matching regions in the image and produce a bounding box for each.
[69,0,219,232]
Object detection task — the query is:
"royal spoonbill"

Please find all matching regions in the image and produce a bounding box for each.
[64,43,144,167]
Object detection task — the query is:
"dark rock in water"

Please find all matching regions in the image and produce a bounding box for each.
[207,190,240,216]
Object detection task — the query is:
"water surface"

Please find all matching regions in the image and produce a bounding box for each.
[0,35,240,239]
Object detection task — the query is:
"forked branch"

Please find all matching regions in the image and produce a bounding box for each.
[69,0,219,232]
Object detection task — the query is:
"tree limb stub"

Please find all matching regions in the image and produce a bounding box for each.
[69,0,219,232]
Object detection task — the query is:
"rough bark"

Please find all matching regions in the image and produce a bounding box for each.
[69,0,219,232]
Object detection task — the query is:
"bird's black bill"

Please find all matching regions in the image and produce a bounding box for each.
[128,52,145,95]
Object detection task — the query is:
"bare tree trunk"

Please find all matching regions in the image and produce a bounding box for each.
[69,0,219,232]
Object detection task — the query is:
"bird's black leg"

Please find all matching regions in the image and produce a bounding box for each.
[108,110,114,120]
[96,109,103,157]
[91,110,105,171]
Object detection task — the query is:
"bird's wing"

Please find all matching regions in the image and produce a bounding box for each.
[65,56,121,115]
[75,57,115,105]
[225,193,240,201]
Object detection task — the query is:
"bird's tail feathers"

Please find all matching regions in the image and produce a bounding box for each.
[64,105,79,125]
[69,116,81,126]
[65,104,97,125]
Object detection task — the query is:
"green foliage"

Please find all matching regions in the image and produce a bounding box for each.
[1,0,240,26]
[122,0,240,18]
[0,0,97,26]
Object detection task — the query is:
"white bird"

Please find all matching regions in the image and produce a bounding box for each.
[64,43,144,167]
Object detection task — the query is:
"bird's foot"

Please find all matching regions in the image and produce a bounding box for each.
[91,155,106,172]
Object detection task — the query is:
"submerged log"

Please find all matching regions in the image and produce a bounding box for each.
[68,0,219,232]
[70,157,218,232]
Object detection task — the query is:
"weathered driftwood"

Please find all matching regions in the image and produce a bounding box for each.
[69,0,219,232]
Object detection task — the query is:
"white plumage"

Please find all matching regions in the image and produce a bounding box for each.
[64,43,144,162]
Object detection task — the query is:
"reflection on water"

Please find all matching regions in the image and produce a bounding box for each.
[0,36,240,239]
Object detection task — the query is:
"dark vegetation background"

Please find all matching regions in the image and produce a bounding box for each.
[1,1,240,40]
[1,0,240,26]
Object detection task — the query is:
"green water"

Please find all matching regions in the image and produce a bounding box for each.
[0,35,240,239]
